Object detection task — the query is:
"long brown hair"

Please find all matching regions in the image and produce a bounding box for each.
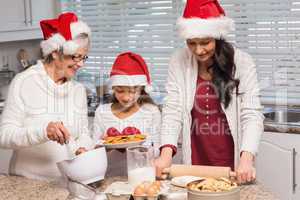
[210,39,240,108]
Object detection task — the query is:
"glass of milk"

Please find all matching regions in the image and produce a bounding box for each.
[127,145,156,186]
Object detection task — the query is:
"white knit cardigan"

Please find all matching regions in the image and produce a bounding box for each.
[160,48,265,167]
[0,61,93,180]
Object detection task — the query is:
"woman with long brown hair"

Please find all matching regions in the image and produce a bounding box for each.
[155,0,264,184]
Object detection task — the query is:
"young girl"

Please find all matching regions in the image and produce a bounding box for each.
[93,52,161,176]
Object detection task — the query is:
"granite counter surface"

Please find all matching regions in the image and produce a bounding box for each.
[0,175,68,200]
[264,123,300,134]
[0,175,279,200]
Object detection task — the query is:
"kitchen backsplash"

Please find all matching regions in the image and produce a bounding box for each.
[0,39,42,99]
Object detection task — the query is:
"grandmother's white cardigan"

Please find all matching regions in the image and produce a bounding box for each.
[160,48,265,167]
[0,61,93,181]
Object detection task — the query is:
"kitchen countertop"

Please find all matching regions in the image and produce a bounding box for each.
[0,175,279,200]
[263,106,300,134]
[264,123,300,134]
[0,175,68,200]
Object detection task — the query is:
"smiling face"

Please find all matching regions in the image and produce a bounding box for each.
[186,38,216,63]
[113,86,142,110]
[52,46,89,80]
[48,34,90,80]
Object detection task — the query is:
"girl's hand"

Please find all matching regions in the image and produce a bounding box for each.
[236,151,256,184]
[101,134,108,140]
[154,147,173,178]
[46,122,70,145]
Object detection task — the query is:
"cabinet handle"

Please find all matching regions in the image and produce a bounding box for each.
[293,148,297,193]
[29,0,33,25]
[24,0,28,25]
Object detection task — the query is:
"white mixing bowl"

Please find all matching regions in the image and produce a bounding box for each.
[57,147,107,184]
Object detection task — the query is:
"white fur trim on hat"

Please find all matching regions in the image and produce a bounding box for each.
[176,16,234,39]
[71,21,91,38]
[40,21,91,56]
[110,75,148,87]
[40,33,66,56]
[145,84,153,93]
[63,40,80,55]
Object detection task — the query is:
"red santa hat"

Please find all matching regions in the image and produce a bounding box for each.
[110,52,153,92]
[40,12,91,56]
[177,0,234,39]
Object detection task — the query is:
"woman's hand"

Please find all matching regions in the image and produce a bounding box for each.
[75,147,88,155]
[46,122,70,145]
[154,147,173,178]
[236,151,256,184]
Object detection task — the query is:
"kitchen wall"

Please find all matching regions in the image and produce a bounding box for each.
[0,39,42,99]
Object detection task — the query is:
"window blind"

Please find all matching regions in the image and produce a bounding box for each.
[60,0,184,95]
[222,0,300,105]
[61,0,300,105]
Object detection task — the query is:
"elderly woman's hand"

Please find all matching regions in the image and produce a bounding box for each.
[75,147,88,155]
[236,151,256,184]
[46,122,70,145]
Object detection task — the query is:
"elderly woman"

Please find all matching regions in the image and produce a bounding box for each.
[0,12,93,181]
[155,0,264,184]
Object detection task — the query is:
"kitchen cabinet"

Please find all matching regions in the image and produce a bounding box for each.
[30,0,57,27]
[0,149,13,174]
[0,0,58,42]
[256,132,300,200]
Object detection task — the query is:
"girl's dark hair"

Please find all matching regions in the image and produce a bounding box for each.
[110,86,156,106]
[210,39,240,108]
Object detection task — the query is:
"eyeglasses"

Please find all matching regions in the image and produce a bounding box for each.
[71,54,89,63]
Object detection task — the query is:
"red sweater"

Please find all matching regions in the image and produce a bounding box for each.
[190,76,235,170]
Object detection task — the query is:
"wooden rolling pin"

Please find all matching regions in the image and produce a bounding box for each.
[162,164,236,179]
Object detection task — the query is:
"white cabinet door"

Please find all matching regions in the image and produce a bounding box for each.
[30,0,57,27]
[256,132,300,200]
[0,0,57,42]
[0,149,13,174]
[0,0,28,31]
[256,132,297,200]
